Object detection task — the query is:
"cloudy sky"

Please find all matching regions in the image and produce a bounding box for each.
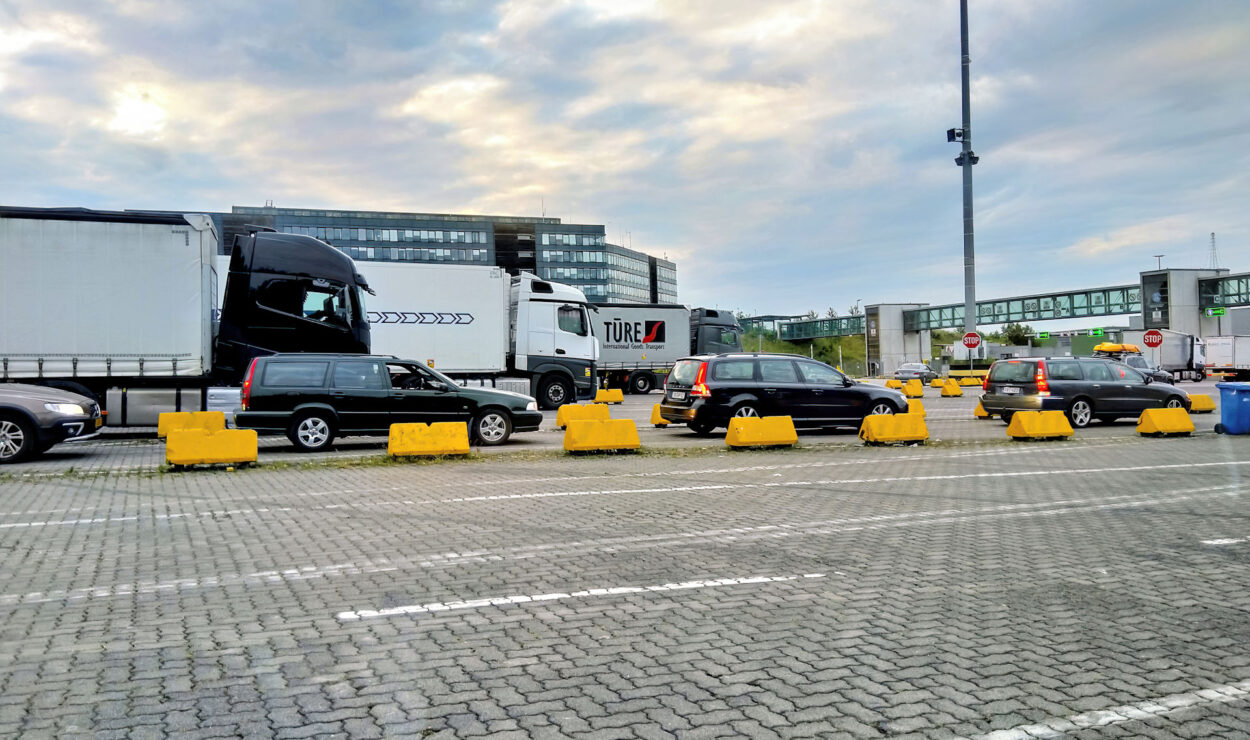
[2,0,1247,321]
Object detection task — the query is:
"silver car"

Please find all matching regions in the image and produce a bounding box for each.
[893,363,939,383]
[0,383,102,463]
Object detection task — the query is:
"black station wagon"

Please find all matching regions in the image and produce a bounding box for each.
[659,353,908,435]
[235,354,543,450]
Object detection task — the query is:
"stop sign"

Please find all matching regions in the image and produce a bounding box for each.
[1143,329,1164,348]
[962,332,982,349]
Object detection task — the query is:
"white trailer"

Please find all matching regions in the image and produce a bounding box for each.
[2,210,218,380]
[592,304,742,394]
[1205,336,1250,380]
[1123,329,1207,381]
[358,262,599,408]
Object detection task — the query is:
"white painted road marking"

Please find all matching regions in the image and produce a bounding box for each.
[335,573,827,621]
[1,483,1238,607]
[1201,537,1246,545]
[956,678,1250,739]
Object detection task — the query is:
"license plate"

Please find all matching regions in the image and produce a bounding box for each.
[670,391,687,401]
[1003,386,1021,395]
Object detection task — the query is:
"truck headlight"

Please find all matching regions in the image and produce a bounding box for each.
[45,402,85,415]
[525,401,539,411]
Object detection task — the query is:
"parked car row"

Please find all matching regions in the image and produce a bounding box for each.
[0,351,1199,463]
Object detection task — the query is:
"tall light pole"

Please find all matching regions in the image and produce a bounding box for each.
[856,298,868,376]
[947,0,978,336]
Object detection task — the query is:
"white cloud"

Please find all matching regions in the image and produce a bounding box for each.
[1061,216,1192,258]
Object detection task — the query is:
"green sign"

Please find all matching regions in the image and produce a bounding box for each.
[1205,307,1226,317]
[1036,332,1050,339]
[1088,328,1104,337]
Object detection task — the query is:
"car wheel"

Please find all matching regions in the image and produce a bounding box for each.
[0,414,37,464]
[630,373,654,394]
[868,401,896,416]
[288,412,335,452]
[1000,411,1015,425]
[1067,398,1094,428]
[732,403,760,419]
[1165,397,1185,410]
[538,376,573,410]
[688,419,717,436]
[473,409,512,446]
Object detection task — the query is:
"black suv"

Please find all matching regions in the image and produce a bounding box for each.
[235,354,543,450]
[981,356,1190,427]
[660,353,908,435]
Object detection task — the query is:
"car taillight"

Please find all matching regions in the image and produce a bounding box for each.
[691,361,711,398]
[241,359,258,410]
[1035,360,1050,396]
[982,372,989,391]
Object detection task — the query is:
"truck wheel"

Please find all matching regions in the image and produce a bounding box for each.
[630,373,654,394]
[473,409,512,446]
[0,414,37,464]
[538,376,573,410]
[288,412,335,452]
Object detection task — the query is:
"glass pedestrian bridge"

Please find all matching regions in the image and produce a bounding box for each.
[778,284,1142,339]
[1200,272,1250,309]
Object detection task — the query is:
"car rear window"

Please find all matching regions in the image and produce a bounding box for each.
[712,360,755,381]
[670,360,702,385]
[989,360,1036,383]
[1085,362,1112,381]
[1047,361,1082,381]
[333,361,387,390]
[261,361,329,387]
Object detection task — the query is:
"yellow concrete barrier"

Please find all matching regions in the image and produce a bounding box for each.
[908,400,925,417]
[166,428,257,466]
[1189,394,1216,413]
[885,379,903,389]
[594,388,625,404]
[858,414,928,445]
[902,379,924,398]
[959,377,983,386]
[929,378,944,388]
[157,410,226,438]
[940,379,964,397]
[388,422,472,456]
[974,401,992,419]
[1136,408,1195,437]
[1006,411,1073,441]
[725,416,797,448]
[556,403,610,429]
[564,419,641,453]
[650,404,670,427]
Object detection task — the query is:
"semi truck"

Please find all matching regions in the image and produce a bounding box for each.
[1204,336,1250,380]
[1122,329,1207,382]
[1,206,372,425]
[594,304,742,394]
[352,261,598,409]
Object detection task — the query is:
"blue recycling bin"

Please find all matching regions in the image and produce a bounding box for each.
[1215,382,1250,435]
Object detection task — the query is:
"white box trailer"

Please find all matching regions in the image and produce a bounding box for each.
[1205,336,1250,379]
[1,210,218,379]
[356,261,599,408]
[361,262,510,373]
[593,304,742,393]
[1123,329,1206,381]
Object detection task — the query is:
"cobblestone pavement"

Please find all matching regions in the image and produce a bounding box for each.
[1,395,1246,737]
[0,379,1224,477]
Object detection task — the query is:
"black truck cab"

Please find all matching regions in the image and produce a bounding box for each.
[215,231,372,381]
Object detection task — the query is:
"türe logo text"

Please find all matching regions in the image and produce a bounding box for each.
[604,319,665,344]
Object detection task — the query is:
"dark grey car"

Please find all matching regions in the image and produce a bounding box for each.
[0,383,103,463]
[981,357,1189,428]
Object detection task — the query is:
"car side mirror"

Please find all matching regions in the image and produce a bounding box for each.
[1143,375,1152,384]
[843,377,854,387]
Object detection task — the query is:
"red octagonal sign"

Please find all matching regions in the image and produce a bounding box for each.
[962,332,982,349]
[1143,329,1164,348]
